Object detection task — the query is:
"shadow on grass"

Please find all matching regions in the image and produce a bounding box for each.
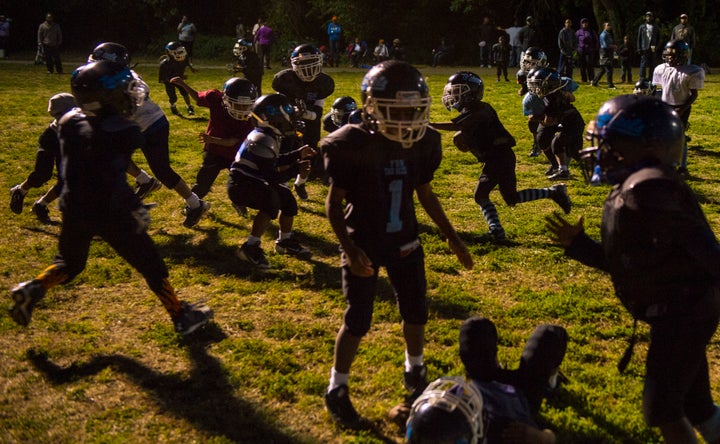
[26,326,308,443]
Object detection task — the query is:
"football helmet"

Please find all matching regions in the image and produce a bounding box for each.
[165,41,188,62]
[633,79,656,96]
[330,96,357,127]
[442,71,484,111]
[347,109,362,125]
[233,38,253,57]
[526,67,565,98]
[662,39,689,66]
[222,77,259,120]
[520,47,548,72]
[47,93,77,120]
[88,42,130,67]
[361,60,431,148]
[582,94,684,184]
[250,94,298,137]
[71,60,145,116]
[290,44,323,82]
[406,377,484,444]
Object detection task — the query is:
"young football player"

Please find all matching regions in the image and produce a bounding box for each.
[10,93,76,223]
[546,95,720,444]
[89,42,209,228]
[232,38,263,95]
[9,60,213,335]
[322,96,357,134]
[159,41,195,116]
[321,60,474,429]
[272,43,335,199]
[431,71,571,242]
[228,94,316,269]
[516,47,548,158]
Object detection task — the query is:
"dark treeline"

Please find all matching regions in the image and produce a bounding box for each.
[3,0,719,65]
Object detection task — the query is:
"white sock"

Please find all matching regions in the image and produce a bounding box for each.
[246,235,261,246]
[405,350,423,372]
[277,231,292,241]
[294,175,306,186]
[135,170,152,184]
[185,193,200,209]
[328,367,349,392]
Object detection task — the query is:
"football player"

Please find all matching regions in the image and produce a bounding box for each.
[516,47,548,158]
[322,96,357,133]
[10,93,76,223]
[431,71,571,242]
[232,38,263,95]
[321,60,473,429]
[89,42,210,228]
[159,41,195,116]
[546,95,720,444]
[228,93,316,269]
[9,60,213,335]
[272,43,335,199]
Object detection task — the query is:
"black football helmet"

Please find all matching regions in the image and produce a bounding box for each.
[442,71,484,111]
[581,94,684,184]
[526,67,565,98]
[71,60,144,116]
[406,377,484,444]
[250,94,298,137]
[222,77,259,120]
[233,38,253,57]
[361,60,431,148]
[520,47,548,72]
[330,96,357,126]
[88,42,130,67]
[165,41,187,62]
[290,44,323,82]
[633,79,656,96]
[347,109,362,125]
[662,39,689,66]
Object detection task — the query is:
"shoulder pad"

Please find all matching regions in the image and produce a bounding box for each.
[246,130,279,158]
[622,167,685,212]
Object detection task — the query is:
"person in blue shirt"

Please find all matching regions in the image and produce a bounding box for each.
[591,22,617,89]
[327,16,342,67]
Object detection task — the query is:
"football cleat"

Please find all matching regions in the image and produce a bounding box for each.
[31,201,51,223]
[294,183,308,200]
[135,177,162,200]
[182,200,210,228]
[237,243,270,269]
[173,301,213,335]
[325,385,364,429]
[10,184,26,214]
[404,364,429,402]
[10,279,46,326]
[550,184,572,214]
[275,236,311,259]
[548,169,570,180]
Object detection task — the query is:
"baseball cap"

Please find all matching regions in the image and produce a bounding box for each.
[680,13,688,19]
[580,18,589,24]
[645,11,653,16]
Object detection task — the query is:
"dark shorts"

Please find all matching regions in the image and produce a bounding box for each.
[341,245,428,337]
[475,147,518,205]
[227,173,298,218]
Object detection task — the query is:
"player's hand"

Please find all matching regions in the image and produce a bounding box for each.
[198,132,210,143]
[131,203,156,234]
[169,76,183,85]
[344,248,374,277]
[299,145,316,159]
[448,236,474,270]
[545,212,584,247]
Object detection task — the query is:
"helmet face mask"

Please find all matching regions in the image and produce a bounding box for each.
[165,42,188,62]
[251,94,298,137]
[291,44,323,82]
[442,71,484,111]
[663,39,689,66]
[222,77,259,120]
[526,67,563,98]
[520,47,548,71]
[233,39,252,57]
[633,79,655,96]
[71,61,145,117]
[331,96,357,127]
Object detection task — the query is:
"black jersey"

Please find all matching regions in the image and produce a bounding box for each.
[543,92,585,131]
[58,109,143,217]
[322,124,442,263]
[238,50,263,91]
[158,57,190,83]
[271,69,335,113]
[453,101,516,162]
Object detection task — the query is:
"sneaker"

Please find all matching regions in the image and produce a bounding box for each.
[325,385,363,429]
[275,236,311,259]
[237,243,270,269]
[608,84,616,89]
[404,364,429,402]
[183,200,210,228]
[232,202,248,218]
[9,279,46,326]
[545,166,559,177]
[10,184,25,214]
[529,145,542,157]
[294,183,308,200]
[135,177,162,200]
[170,105,179,115]
[549,184,572,214]
[32,201,51,223]
[172,301,213,335]
[187,105,195,115]
[548,169,570,180]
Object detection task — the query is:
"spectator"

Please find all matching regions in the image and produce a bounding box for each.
[518,16,541,51]
[37,12,62,74]
[0,15,9,59]
[491,36,510,81]
[390,38,406,61]
[235,16,245,40]
[253,19,274,69]
[618,35,634,84]
[327,15,342,67]
[557,18,577,78]
[591,22,616,89]
[432,38,452,67]
[576,18,598,83]
[177,15,197,64]
[347,37,367,68]
[672,14,696,64]
[546,94,720,444]
[637,11,660,79]
[505,19,523,67]
[252,17,262,53]
[478,16,495,68]
[373,39,389,63]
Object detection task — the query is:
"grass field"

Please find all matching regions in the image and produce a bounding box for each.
[0,55,719,443]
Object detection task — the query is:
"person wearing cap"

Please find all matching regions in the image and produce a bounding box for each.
[672,14,696,64]
[637,11,660,79]
[518,16,541,51]
[327,15,342,67]
[576,18,599,83]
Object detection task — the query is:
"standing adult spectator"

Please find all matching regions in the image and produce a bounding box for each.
[252,17,262,53]
[177,15,197,64]
[327,15,342,67]
[235,16,246,40]
[591,22,617,89]
[637,11,660,79]
[37,12,62,74]
[373,39,389,64]
[390,38,406,61]
[0,15,9,59]
[518,16,542,51]
[254,19,274,70]
[505,20,523,67]
[557,18,577,78]
[618,35,634,83]
[672,14,696,64]
[576,18,598,83]
[478,16,495,68]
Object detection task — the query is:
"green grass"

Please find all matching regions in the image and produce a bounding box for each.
[0,56,719,443]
